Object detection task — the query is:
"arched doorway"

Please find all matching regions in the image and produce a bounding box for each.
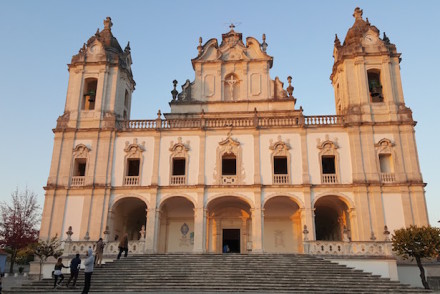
[206,196,251,254]
[264,196,301,253]
[110,197,147,241]
[158,196,194,253]
[314,196,351,241]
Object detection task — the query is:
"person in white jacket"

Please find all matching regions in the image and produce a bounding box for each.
[82,248,94,294]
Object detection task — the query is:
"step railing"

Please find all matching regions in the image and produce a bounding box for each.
[303,240,393,257]
[118,115,343,130]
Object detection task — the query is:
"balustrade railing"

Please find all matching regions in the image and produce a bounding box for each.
[273,174,289,184]
[70,176,85,186]
[321,174,338,184]
[381,173,396,183]
[63,240,145,256]
[118,115,343,130]
[170,175,186,185]
[124,176,139,186]
[303,240,393,257]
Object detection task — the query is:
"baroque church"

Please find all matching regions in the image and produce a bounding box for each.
[39,7,428,278]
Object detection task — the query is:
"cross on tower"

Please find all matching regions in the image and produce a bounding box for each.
[226,75,238,100]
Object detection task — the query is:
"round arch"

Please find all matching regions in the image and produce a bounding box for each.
[111,194,149,211]
[206,193,255,210]
[109,196,147,241]
[158,194,197,210]
[263,193,305,209]
[312,193,355,210]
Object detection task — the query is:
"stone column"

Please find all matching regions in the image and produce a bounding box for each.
[251,208,263,253]
[193,207,206,253]
[145,208,159,253]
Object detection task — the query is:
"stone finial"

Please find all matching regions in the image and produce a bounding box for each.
[383,225,391,241]
[103,225,110,242]
[104,16,113,30]
[139,225,146,240]
[343,226,350,242]
[287,76,294,97]
[66,226,73,242]
[197,37,203,55]
[95,28,100,37]
[171,80,178,101]
[229,23,235,31]
[366,17,370,25]
[157,110,162,119]
[334,34,341,47]
[353,7,363,20]
[261,33,268,52]
[125,41,131,52]
[84,231,90,241]
[370,231,376,241]
[383,32,390,44]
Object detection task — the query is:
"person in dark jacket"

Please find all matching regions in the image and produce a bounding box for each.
[117,233,129,259]
[53,257,68,288]
[66,253,81,288]
[82,248,94,294]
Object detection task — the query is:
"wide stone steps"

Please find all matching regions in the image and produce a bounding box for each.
[6,254,430,293]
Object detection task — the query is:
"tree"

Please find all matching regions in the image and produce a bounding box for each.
[392,225,440,289]
[32,235,63,280]
[0,188,40,273]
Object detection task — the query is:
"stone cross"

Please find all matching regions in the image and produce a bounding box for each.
[226,75,238,100]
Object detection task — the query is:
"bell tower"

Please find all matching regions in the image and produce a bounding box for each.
[330,8,412,123]
[58,17,135,129]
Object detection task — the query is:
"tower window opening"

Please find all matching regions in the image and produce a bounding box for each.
[127,159,140,176]
[322,156,336,174]
[379,154,393,173]
[172,158,186,176]
[222,154,236,175]
[74,158,87,176]
[274,156,288,174]
[82,78,98,110]
[368,71,384,103]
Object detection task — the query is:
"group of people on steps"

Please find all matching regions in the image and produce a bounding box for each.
[52,233,129,293]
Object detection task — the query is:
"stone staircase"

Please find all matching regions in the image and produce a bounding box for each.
[5,254,430,293]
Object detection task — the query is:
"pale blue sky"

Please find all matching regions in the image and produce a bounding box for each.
[0,1,438,227]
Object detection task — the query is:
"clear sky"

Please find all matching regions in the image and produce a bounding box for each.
[0,1,438,227]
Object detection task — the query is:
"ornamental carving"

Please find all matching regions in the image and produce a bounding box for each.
[124,138,145,158]
[269,136,291,156]
[317,135,339,154]
[73,144,91,158]
[374,138,394,154]
[169,137,190,157]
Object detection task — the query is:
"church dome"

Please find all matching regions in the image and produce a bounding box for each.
[343,7,379,46]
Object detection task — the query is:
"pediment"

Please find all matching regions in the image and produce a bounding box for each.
[219,135,240,147]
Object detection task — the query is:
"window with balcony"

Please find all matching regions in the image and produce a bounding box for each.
[270,137,291,184]
[317,137,339,184]
[82,78,98,110]
[71,144,90,187]
[368,70,384,103]
[123,139,145,186]
[375,139,396,183]
[216,135,243,185]
[222,154,236,175]
[169,137,189,185]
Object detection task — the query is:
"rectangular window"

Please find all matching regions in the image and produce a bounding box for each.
[322,156,336,174]
[273,156,288,174]
[172,158,186,176]
[74,158,87,176]
[222,155,236,175]
[379,154,392,173]
[127,159,140,176]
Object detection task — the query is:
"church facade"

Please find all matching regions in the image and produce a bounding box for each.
[40,8,428,260]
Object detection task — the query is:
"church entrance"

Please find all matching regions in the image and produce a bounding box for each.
[222,229,240,253]
[206,196,251,254]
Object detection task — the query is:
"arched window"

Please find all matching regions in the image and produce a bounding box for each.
[82,78,98,110]
[123,89,130,120]
[169,137,189,185]
[269,136,291,184]
[123,139,145,186]
[367,70,383,103]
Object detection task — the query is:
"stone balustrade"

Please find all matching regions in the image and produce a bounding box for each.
[70,176,85,186]
[273,174,289,184]
[63,240,145,256]
[123,176,139,186]
[303,240,393,257]
[321,173,338,184]
[381,172,396,183]
[118,115,344,130]
[170,175,186,185]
